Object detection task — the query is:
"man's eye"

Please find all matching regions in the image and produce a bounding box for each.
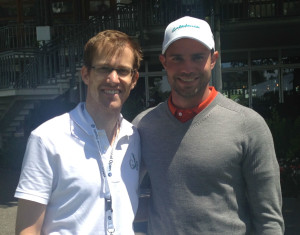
[172,57,183,62]
[193,55,204,61]
[98,67,111,73]
[117,68,130,76]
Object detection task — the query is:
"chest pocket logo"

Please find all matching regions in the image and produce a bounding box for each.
[129,153,139,171]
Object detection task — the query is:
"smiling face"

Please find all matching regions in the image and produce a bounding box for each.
[81,45,139,115]
[160,38,218,109]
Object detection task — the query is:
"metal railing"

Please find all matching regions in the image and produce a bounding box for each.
[0,3,139,90]
[2,0,299,90]
[0,50,37,88]
[0,24,37,51]
[0,23,96,52]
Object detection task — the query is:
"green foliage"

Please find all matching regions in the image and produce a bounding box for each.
[266,109,300,160]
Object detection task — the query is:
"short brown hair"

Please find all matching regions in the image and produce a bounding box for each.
[83,30,143,70]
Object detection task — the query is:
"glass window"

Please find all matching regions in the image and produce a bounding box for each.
[52,1,73,14]
[251,69,279,116]
[281,68,300,119]
[89,0,110,13]
[251,50,278,66]
[222,71,249,107]
[283,68,300,96]
[282,48,300,64]
[249,0,275,18]
[23,1,37,22]
[221,0,244,20]
[283,68,295,95]
[221,51,248,69]
[284,1,300,16]
[117,0,132,3]
[0,1,17,18]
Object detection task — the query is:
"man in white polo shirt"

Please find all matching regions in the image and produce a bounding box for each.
[15,30,142,235]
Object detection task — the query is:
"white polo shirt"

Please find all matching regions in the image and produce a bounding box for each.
[15,102,141,235]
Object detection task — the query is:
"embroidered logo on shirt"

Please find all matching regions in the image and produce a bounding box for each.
[129,154,139,171]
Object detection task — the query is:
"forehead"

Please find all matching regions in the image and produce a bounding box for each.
[93,45,135,65]
[166,38,210,55]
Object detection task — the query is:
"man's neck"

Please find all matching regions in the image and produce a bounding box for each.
[85,104,120,144]
[172,88,211,109]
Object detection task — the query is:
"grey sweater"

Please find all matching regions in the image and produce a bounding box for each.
[133,93,284,235]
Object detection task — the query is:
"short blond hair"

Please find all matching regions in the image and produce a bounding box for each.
[83,30,143,70]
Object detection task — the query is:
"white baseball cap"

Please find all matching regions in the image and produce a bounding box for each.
[162,16,215,54]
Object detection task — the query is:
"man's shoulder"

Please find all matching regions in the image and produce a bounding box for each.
[132,102,166,126]
[31,112,71,137]
[120,116,139,136]
[215,93,267,128]
[216,93,260,116]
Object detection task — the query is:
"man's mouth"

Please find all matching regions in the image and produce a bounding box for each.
[103,89,120,95]
[178,77,197,82]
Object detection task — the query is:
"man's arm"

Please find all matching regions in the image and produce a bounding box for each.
[132,114,151,223]
[134,160,150,223]
[15,199,46,235]
[243,111,284,234]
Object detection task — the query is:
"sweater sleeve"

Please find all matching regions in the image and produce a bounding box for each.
[242,110,284,234]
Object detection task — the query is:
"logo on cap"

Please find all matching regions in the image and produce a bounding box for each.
[172,24,200,33]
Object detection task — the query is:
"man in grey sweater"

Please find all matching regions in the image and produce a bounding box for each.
[133,16,284,234]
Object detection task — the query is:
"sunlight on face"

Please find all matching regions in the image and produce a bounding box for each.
[82,45,139,114]
[160,38,218,108]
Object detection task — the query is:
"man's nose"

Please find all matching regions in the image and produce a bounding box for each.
[107,70,120,84]
[180,60,195,75]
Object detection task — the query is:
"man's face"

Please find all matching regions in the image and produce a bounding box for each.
[160,38,218,107]
[81,45,138,113]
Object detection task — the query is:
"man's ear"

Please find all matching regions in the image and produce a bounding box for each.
[210,51,219,70]
[159,54,167,69]
[81,66,89,85]
[130,71,139,90]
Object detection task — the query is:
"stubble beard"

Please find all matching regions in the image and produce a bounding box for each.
[171,73,210,99]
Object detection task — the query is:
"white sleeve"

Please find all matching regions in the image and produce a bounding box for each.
[15,133,54,205]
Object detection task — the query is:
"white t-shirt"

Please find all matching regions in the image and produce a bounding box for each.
[15,103,141,235]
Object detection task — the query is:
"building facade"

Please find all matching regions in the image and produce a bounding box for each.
[0,0,299,167]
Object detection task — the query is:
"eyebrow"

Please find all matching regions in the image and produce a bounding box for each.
[92,63,131,68]
[167,52,207,57]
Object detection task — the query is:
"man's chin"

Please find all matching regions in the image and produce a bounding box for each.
[174,88,199,98]
[106,103,122,112]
